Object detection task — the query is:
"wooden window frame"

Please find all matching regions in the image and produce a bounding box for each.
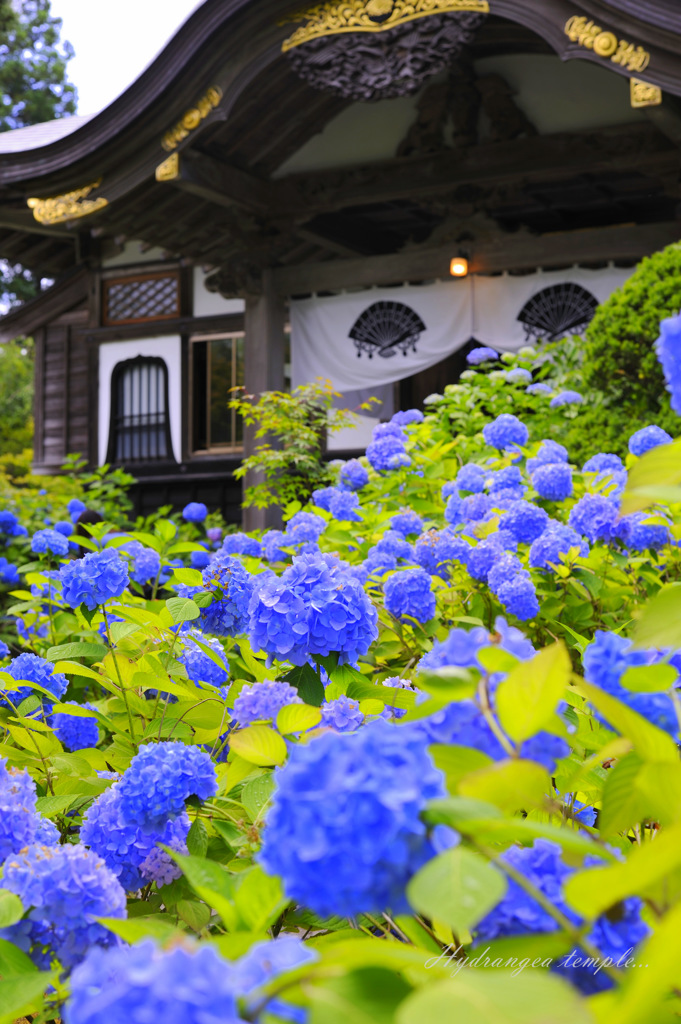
[102,269,181,327]
[189,331,245,456]
[106,354,174,465]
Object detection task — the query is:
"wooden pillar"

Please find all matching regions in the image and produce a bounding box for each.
[242,269,286,532]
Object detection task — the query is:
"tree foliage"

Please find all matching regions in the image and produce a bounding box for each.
[0,337,33,454]
[0,0,77,132]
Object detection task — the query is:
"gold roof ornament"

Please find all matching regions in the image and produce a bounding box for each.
[282,0,489,52]
[630,77,662,108]
[27,179,108,225]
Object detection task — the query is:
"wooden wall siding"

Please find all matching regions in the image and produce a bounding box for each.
[35,308,91,471]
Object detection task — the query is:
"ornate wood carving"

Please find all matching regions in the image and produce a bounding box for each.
[475,74,536,141]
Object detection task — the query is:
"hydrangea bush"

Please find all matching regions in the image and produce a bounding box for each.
[0,318,681,1022]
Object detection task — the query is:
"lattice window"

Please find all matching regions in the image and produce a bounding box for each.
[106,356,173,463]
[102,271,180,325]
[517,283,599,342]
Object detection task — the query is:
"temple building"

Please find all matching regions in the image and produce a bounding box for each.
[0,0,679,525]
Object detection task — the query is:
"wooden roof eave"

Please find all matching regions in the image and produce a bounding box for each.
[0,265,89,343]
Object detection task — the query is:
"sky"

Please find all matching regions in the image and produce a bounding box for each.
[49,0,204,116]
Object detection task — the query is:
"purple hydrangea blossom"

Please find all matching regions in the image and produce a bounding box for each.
[233,680,302,726]
[320,694,364,733]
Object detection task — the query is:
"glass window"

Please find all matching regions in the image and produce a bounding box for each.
[191,333,245,453]
[107,356,171,463]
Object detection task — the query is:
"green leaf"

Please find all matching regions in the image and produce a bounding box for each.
[495,642,570,744]
[396,972,592,1024]
[177,899,212,932]
[633,584,681,650]
[230,725,288,766]
[282,663,325,706]
[99,915,180,944]
[0,891,23,928]
[476,647,520,674]
[599,752,646,836]
[170,568,204,586]
[614,898,681,1024]
[407,847,506,933]
[36,794,77,816]
[577,680,679,763]
[277,703,322,735]
[309,967,411,1024]
[621,663,679,693]
[0,973,55,1024]
[0,937,37,977]
[165,597,201,623]
[241,774,275,820]
[459,759,551,813]
[235,866,287,931]
[620,438,681,515]
[430,744,494,790]
[564,823,681,919]
[187,819,209,857]
[50,701,100,718]
[45,641,108,662]
[165,850,238,929]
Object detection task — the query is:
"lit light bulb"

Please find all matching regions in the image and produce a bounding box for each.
[450,257,469,278]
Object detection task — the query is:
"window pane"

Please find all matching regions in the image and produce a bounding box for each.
[192,341,208,450]
[209,337,234,446]
[235,336,245,444]
[111,358,168,463]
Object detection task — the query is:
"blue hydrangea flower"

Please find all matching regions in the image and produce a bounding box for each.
[529,523,588,570]
[568,494,619,543]
[441,480,459,500]
[311,487,336,512]
[418,618,535,673]
[81,784,190,892]
[391,409,424,426]
[51,703,99,751]
[320,694,364,732]
[583,452,623,474]
[381,677,413,720]
[390,509,423,536]
[526,440,568,475]
[487,553,524,594]
[59,549,130,610]
[54,521,73,537]
[262,530,289,562]
[488,465,523,492]
[64,939,241,1024]
[414,529,470,579]
[31,528,69,558]
[117,742,217,832]
[482,414,529,451]
[655,311,681,414]
[384,567,435,624]
[1,843,126,969]
[628,424,673,457]
[373,422,407,442]
[617,512,670,551]
[0,758,43,862]
[3,653,68,707]
[124,542,161,586]
[550,390,583,407]
[190,549,211,570]
[0,510,21,535]
[339,459,369,491]
[366,435,411,472]
[506,367,532,384]
[526,382,552,395]
[220,532,263,558]
[0,557,20,585]
[467,536,507,583]
[499,500,550,543]
[583,630,679,737]
[259,719,448,916]
[369,530,413,563]
[0,639,9,658]
[182,502,208,523]
[180,632,229,687]
[286,511,327,545]
[200,554,255,635]
[248,552,378,667]
[34,818,60,846]
[461,493,492,522]
[206,527,222,544]
[531,462,573,501]
[328,489,361,523]
[496,574,540,621]
[233,680,302,726]
[68,498,87,523]
[474,839,648,995]
[455,463,486,493]
[467,347,498,364]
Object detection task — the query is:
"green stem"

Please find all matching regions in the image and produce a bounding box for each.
[103,604,136,743]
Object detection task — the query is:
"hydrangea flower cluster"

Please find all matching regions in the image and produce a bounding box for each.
[655,311,681,414]
[391,408,424,426]
[1,844,126,969]
[180,632,230,687]
[455,463,487,493]
[467,346,498,364]
[531,462,573,501]
[285,510,327,545]
[117,742,217,832]
[0,509,26,537]
[249,551,378,666]
[339,458,369,491]
[200,553,255,635]
[51,703,99,751]
[529,522,588,570]
[0,759,47,861]
[232,680,302,726]
[124,541,161,585]
[474,840,648,994]
[414,528,470,579]
[59,549,130,610]
[0,557,20,585]
[31,528,70,557]
[366,432,411,472]
[220,531,263,558]
[628,424,673,456]
[329,488,362,522]
[81,784,189,892]
[260,719,448,916]
[568,494,619,544]
[3,652,68,707]
[482,414,529,452]
[182,502,208,523]
[384,567,435,624]
[390,508,423,536]
[320,694,364,732]
[550,390,583,407]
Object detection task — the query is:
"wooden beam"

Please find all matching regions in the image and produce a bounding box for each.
[163,149,272,216]
[0,207,73,239]
[273,221,681,295]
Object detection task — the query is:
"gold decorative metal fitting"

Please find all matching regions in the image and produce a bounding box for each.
[155,152,180,181]
[282,0,489,52]
[630,77,662,108]
[161,85,223,152]
[27,179,108,225]
[564,16,650,73]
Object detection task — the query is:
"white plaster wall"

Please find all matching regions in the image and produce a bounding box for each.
[102,240,169,268]
[98,336,182,465]
[193,267,245,316]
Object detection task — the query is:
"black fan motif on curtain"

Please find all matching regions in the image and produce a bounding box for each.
[517,283,599,342]
[349,301,426,358]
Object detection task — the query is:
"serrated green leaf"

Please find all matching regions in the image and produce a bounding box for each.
[407,847,506,933]
[577,680,678,763]
[276,703,322,735]
[0,972,55,1024]
[165,597,200,623]
[241,774,275,820]
[495,642,570,744]
[99,915,180,944]
[165,850,238,929]
[230,725,288,766]
[621,663,678,693]
[282,663,325,706]
[235,866,287,931]
[458,758,551,813]
[46,642,108,662]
